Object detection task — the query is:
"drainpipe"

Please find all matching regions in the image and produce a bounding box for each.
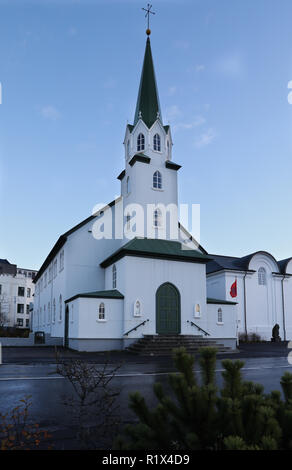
[243,272,248,336]
[281,275,287,341]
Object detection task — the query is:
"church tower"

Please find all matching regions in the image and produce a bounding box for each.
[119,32,181,240]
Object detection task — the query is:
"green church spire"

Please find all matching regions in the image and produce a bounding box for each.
[134,37,162,129]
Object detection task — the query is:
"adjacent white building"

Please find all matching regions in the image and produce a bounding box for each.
[0,259,37,329]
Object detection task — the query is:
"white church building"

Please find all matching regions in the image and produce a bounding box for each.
[32,31,291,351]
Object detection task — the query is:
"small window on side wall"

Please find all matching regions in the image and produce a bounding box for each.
[258,267,267,286]
[98,302,105,321]
[217,308,223,324]
[194,304,201,318]
[112,264,117,289]
[134,300,141,317]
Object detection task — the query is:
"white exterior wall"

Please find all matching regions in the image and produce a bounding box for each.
[206,303,237,340]
[32,201,124,339]
[105,256,208,338]
[122,120,178,241]
[246,254,282,340]
[66,297,123,340]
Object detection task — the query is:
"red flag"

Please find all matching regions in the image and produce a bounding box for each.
[230,280,237,298]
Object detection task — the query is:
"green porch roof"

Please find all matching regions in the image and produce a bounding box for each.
[100,238,211,268]
[65,289,124,303]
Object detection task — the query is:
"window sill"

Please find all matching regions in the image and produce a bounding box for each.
[217,322,224,326]
[151,187,164,192]
[97,319,107,323]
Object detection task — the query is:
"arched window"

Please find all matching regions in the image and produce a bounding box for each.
[167,140,170,156]
[126,176,130,194]
[194,304,201,318]
[48,302,51,324]
[218,308,223,323]
[59,295,62,321]
[71,304,74,323]
[134,300,141,317]
[126,213,131,231]
[153,209,162,228]
[153,170,162,189]
[98,302,105,321]
[112,264,117,289]
[258,267,267,286]
[53,299,56,323]
[137,133,145,152]
[153,133,161,151]
[127,140,130,158]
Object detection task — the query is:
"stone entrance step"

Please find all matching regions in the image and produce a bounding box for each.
[126,334,230,356]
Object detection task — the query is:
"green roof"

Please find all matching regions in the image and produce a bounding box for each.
[100,238,211,268]
[65,289,124,303]
[207,297,237,305]
[134,37,162,129]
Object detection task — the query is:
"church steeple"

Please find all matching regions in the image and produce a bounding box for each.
[134,37,162,129]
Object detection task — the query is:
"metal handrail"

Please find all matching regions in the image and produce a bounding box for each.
[187,320,210,337]
[123,319,150,337]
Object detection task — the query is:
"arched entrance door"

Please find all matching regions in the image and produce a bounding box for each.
[156,283,181,334]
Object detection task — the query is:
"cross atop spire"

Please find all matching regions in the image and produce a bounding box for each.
[142,3,155,35]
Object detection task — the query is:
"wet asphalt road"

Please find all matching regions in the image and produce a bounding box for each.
[0,344,291,449]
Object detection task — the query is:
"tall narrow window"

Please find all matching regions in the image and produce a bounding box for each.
[48,302,51,324]
[98,303,105,321]
[153,133,161,151]
[137,133,145,152]
[59,295,62,321]
[153,209,162,228]
[126,214,131,231]
[218,308,223,323]
[127,140,130,158]
[112,264,117,289]
[53,299,56,323]
[258,267,267,286]
[153,170,162,189]
[127,176,130,194]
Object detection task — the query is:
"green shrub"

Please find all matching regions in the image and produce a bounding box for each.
[115,348,292,450]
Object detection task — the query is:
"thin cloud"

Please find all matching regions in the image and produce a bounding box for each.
[174,116,206,131]
[40,105,61,121]
[195,128,217,148]
[165,105,182,121]
[196,64,205,72]
[167,86,177,96]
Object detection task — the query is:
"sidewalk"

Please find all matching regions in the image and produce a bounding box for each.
[1,342,290,364]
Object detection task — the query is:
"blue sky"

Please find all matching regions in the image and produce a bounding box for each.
[1,0,292,270]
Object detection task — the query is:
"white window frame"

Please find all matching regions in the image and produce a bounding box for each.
[98,302,106,322]
[137,133,145,152]
[153,209,162,228]
[217,308,223,324]
[134,300,142,317]
[258,267,267,286]
[153,170,162,189]
[194,304,201,319]
[112,264,117,289]
[153,133,161,152]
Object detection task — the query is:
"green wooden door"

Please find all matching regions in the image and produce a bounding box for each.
[156,283,181,334]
